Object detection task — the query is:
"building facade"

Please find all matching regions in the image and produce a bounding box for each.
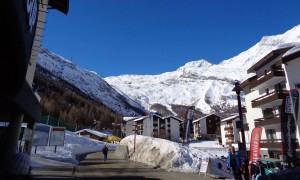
[192,114,222,140]
[124,114,182,142]
[241,45,300,161]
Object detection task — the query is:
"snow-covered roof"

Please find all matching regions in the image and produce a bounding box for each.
[133,116,149,122]
[123,117,137,122]
[75,129,108,138]
[220,114,239,123]
[192,114,221,123]
[163,116,183,122]
[282,44,300,63]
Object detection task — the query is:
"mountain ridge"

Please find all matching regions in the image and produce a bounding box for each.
[104,24,300,115]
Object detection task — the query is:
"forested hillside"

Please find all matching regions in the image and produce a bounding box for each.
[33,65,123,131]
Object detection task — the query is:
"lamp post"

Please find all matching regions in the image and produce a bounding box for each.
[232,81,248,179]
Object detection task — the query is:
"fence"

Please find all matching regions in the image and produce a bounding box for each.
[39,115,75,132]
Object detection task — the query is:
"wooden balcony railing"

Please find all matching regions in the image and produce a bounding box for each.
[225,134,234,138]
[260,139,299,149]
[254,114,281,127]
[249,69,285,90]
[251,90,286,108]
[224,126,233,131]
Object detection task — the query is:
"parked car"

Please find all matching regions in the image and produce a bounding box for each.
[259,158,283,174]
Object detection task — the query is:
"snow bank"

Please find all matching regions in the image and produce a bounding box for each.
[120,135,228,173]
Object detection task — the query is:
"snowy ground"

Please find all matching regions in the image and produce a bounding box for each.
[31,130,229,174]
[31,130,117,167]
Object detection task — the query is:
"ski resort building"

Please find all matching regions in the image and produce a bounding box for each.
[192,114,222,140]
[123,114,183,142]
[240,45,300,163]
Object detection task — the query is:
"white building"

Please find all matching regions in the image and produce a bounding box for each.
[220,114,250,148]
[123,114,182,142]
[240,45,300,161]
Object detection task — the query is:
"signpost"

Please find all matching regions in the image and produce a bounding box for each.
[49,127,66,153]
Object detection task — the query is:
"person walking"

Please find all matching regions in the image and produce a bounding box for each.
[102,144,108,162]
[227,146,242,180]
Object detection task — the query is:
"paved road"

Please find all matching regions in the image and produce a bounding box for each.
[32,151,218,180]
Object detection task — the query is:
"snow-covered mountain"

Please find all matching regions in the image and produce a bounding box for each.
[37,49,146,116]
[104,24,300,115]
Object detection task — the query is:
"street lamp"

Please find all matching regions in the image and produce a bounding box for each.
[232,80,249,179]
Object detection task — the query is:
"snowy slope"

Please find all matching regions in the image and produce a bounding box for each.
[120,135,228,173]
[37,49,146,116]
[105,24,300,114]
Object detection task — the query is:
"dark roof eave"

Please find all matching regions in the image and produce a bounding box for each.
[48,0,69,15]
[247,47,292,73]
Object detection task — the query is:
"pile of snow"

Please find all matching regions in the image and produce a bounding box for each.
[31,131,117,167]
[120,135,228,173]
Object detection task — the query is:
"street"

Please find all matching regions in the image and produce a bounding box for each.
[31,151,218,179]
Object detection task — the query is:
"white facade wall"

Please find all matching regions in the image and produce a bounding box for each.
[125,120,134,136]
[220,121,227,146]
[170,118,180,142]
[244,88,263,140]
[143,117,152,136]
[283,57,300,90]
[283,58,300,144]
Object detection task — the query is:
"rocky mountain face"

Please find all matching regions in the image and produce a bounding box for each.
[37,49,146,117]
[104,24,300,117]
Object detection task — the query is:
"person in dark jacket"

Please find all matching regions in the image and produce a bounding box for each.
[227,146,242,180]
[102,144,108,162]
[255,160,267,180]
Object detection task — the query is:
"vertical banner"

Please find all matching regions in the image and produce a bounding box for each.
[281,89,298,168]
[249,127,262,161]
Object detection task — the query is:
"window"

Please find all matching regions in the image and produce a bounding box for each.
[266,129,276,140]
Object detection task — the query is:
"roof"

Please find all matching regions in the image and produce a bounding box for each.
[123,117,137,122]
[48,0,70,15]
[193,114,221,123]
[133,116,149,122]
[220,114,239,123]
[282,44,300,63]
[75,129,108,138]
[163,116,183,122]
[247,47,292,73]
[239,75,257,89]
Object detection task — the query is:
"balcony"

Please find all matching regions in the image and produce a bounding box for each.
[225,134,234,138]
[260,139,282,148]
[260,139,299,149]
[224,126,233,131]
[254,114,281,127]
[251,90,287,108]
[226,141,234,145]
[249,69,285,90]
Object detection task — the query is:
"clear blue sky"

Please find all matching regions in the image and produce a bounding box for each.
[43,0,300,77]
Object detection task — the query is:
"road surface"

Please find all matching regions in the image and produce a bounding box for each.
[32,151,219,179]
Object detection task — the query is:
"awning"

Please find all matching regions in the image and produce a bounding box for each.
[48,0,70,15]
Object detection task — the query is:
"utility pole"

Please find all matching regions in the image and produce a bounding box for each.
[233,81,249,180]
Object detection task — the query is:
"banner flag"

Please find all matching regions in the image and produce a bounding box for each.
[249,127,262,161]
[281,89,298,168]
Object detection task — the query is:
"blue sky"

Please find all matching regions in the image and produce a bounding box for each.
[43,0,300,77]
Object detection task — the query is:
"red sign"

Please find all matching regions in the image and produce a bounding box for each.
[249,127,262,161]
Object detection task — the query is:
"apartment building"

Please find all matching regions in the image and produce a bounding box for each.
[123,114,182,142]
[193,114,221,140]
[220,114,250,147]
[240,45,300,160]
